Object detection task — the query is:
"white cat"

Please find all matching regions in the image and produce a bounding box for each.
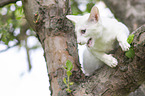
[66,6,130,76]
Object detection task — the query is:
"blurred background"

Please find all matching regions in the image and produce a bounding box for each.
[0,1,50,96]
[0,0,145,96]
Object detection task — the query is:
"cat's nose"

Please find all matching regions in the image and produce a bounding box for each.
[78,42,82,45]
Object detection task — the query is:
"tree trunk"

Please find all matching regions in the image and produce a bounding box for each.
[22,0,145,95]
[22,0,83,95]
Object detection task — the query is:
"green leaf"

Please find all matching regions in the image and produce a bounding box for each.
[16,17,22,20]
[63,78,67,84]
[69,82,74,85]
[67,70,72,77]
[63,66,67,70]
[127,34,134,44]
[66,60,73,71]
[125,48,135,58]
[66,89,71,93]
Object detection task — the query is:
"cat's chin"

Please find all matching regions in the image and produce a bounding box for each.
[87,38,93,47]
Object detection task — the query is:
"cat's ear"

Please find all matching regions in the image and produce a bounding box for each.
[88,6,100,22]
[66,15,81,23]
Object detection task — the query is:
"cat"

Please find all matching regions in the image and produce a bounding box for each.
[66,6,130,76]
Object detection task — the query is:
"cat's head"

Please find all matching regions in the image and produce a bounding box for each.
[66,6,102,47]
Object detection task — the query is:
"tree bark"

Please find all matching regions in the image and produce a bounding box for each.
[102,0,145,95]
[22,0,145,96]
[23,0,83,95]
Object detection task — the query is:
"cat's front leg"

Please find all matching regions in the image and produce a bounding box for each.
[92,52,118,68]
[117,33,130,51]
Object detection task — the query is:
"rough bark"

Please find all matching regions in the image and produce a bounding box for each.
[22,0,145,96]
[103,0,145,32]
[102,0,145,95]
[23,0,83,95]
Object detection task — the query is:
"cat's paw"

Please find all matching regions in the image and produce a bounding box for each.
[105,55,118,68]
[119,41,130,51]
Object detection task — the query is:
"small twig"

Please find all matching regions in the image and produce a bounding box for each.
[100,88,110,96]
[0,42,19,53]
[25,38,32,71]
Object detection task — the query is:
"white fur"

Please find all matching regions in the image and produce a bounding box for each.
[66,6,130,76]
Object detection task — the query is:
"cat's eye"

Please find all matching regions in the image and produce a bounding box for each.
[81,29,86,34]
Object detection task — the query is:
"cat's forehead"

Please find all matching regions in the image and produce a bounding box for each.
[75,22,87,30]
[76,21,94,30]
[75,14,89,25]
[74,13,96,30]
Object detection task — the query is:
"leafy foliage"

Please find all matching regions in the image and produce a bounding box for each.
[125,34,135,58]
[0,24,15,45]
[127,34,134,44]
[71,0,97,15]
[0,3,23,45]
[125,47,135,59]
[0,2,40,53]
[63,60,74,93]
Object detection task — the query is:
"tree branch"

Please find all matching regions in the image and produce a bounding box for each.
[0,0,19,8]
[25,38,32,71]
[0,42,19,53]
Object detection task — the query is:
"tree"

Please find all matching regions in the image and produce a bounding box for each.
[1,0,145,96]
